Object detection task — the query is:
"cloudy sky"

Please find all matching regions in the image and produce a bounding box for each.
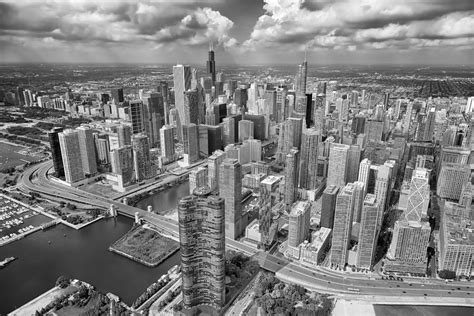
[0,0,473,65]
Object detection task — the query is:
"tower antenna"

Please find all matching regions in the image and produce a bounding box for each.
[304,45,307,62]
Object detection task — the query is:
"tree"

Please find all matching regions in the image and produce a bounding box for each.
[55,275,70,288]
[439,270,456,279]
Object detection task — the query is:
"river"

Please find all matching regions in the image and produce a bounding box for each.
[0,181,190,314]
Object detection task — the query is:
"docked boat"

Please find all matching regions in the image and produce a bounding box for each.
[0,256,16,268]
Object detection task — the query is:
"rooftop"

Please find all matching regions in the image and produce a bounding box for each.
[290,201,310,217]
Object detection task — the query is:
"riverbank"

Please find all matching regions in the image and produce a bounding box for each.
[109,225,179,267]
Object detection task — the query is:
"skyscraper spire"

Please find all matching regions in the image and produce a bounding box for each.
[207,41,216,87]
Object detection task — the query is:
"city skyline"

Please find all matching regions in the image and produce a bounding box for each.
[0,0,473,65]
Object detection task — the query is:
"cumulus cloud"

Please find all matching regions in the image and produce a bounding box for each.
[0,0,237,47]
[243,0,474,52]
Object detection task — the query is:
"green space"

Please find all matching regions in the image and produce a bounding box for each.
[110,225,179,267]
[246,272,333,315]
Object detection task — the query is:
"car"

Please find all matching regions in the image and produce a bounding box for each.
[402,291,406,293]
[457,287,461,290]
[424,294,427,296]
[396,285,400,287]
[409,284,413,286]
[448,292,451,294]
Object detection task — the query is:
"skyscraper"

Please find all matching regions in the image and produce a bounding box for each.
[76,126,97,175]
[189,167,208,195]
[111,146,134,188]
[406,168,430,222]
[173,64,192,140]
[321,185,339,229]
[357,194,380,269]
[160,125,175,161]
[143,92,165,147]
[283,117,303,154]
[299,128,320,190]
[59,130,85,184]
[330,183,356,268]
[327,143,350,188]
[284,148,300,209]
[183,123,199,166]
[48,127,65,179]
[437,163,471,200]
[295,57,308,95]
[130,100,145,134]
[208,150,226,191]
[238,119,254,142]
[206,44,216,87]
[423,107,436,141]
[111,88,124,104]
[117,125,132,147]
[346,145,361,183]
[374,164,390,226]
[219,159,242,239]
[288,201,311,247]
[259,176,281,247]
[178,188,225,312]
[132,134,151,182]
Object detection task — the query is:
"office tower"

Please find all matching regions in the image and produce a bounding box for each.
[189,167,208,194]
[437,163,471,200]
[234,87,248,107]
[159,81,170,124]
[243,114,265,140]
[184,89,199,125]
[238,120,254,142]
[207,125,223,154]
[198,125,209,157]
[111,88,124,104]
[276,88,288,122]
[406,168,430,222]
[439,202,474,277]
[365,120,384,143]
[386,219,431,272]
[222,117,235,146]
[59,130,85,184]
[178,188,225,312]
[173,64,192,139]
[357,194,380,269]
[264,90,277,121]
[295,57,308,95]
[352,115,366,135]
[259,175,281,246]
[160,125,175,161]
[76,127,97,175]
[48,127,65,179]
[439,146,470,167]
[143,93,165,147]
[246,138,262,162]
[330,183,356,267]
[111,146,134,188]
[374,164,390,225]
[321,185,339,229]
[284,148,300,209]
[219,159,242,239]
[383,92,390,109]
[208,150,226,191]
[132,134,151,182]
[292,94,307,119]
[305,93,313,127]
[346,145,361,184]
[423,107,436,141]
[129,100,145,134]
[288,201,311,247]
[299,128,320,190]
[183,124,199,166]
[283,117,303,154]
[94,134,110,165]
[327,143,350,188]
[352,181,365,223]
[313,106,324,134]
[206,45,216,86]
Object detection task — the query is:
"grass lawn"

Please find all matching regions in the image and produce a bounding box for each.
[111,225,179,266]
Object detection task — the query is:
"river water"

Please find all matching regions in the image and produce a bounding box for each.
[0,181,190,314]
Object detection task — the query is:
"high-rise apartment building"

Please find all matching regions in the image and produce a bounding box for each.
[288,201,311,247]
[59,130,85,184]
[76,126,97,175]
[94,134,110,166]
[327,143,350,188]
[357,194,380,269]
[208,150,226,191]
[260,176,282,247]
[330,183,356,267]
[219,159,242,239]
[299,128,320,190]
[48,127,65,179]
[321,185,339,229]
[132,134,151,182]
[284,148,300,209]
[111,146,134,188]
[189,167,208,195]
[178,188,225,312]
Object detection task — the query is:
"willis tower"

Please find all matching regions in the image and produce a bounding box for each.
[207,42,216,87]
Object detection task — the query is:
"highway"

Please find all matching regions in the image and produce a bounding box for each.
[17,160,474,303]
